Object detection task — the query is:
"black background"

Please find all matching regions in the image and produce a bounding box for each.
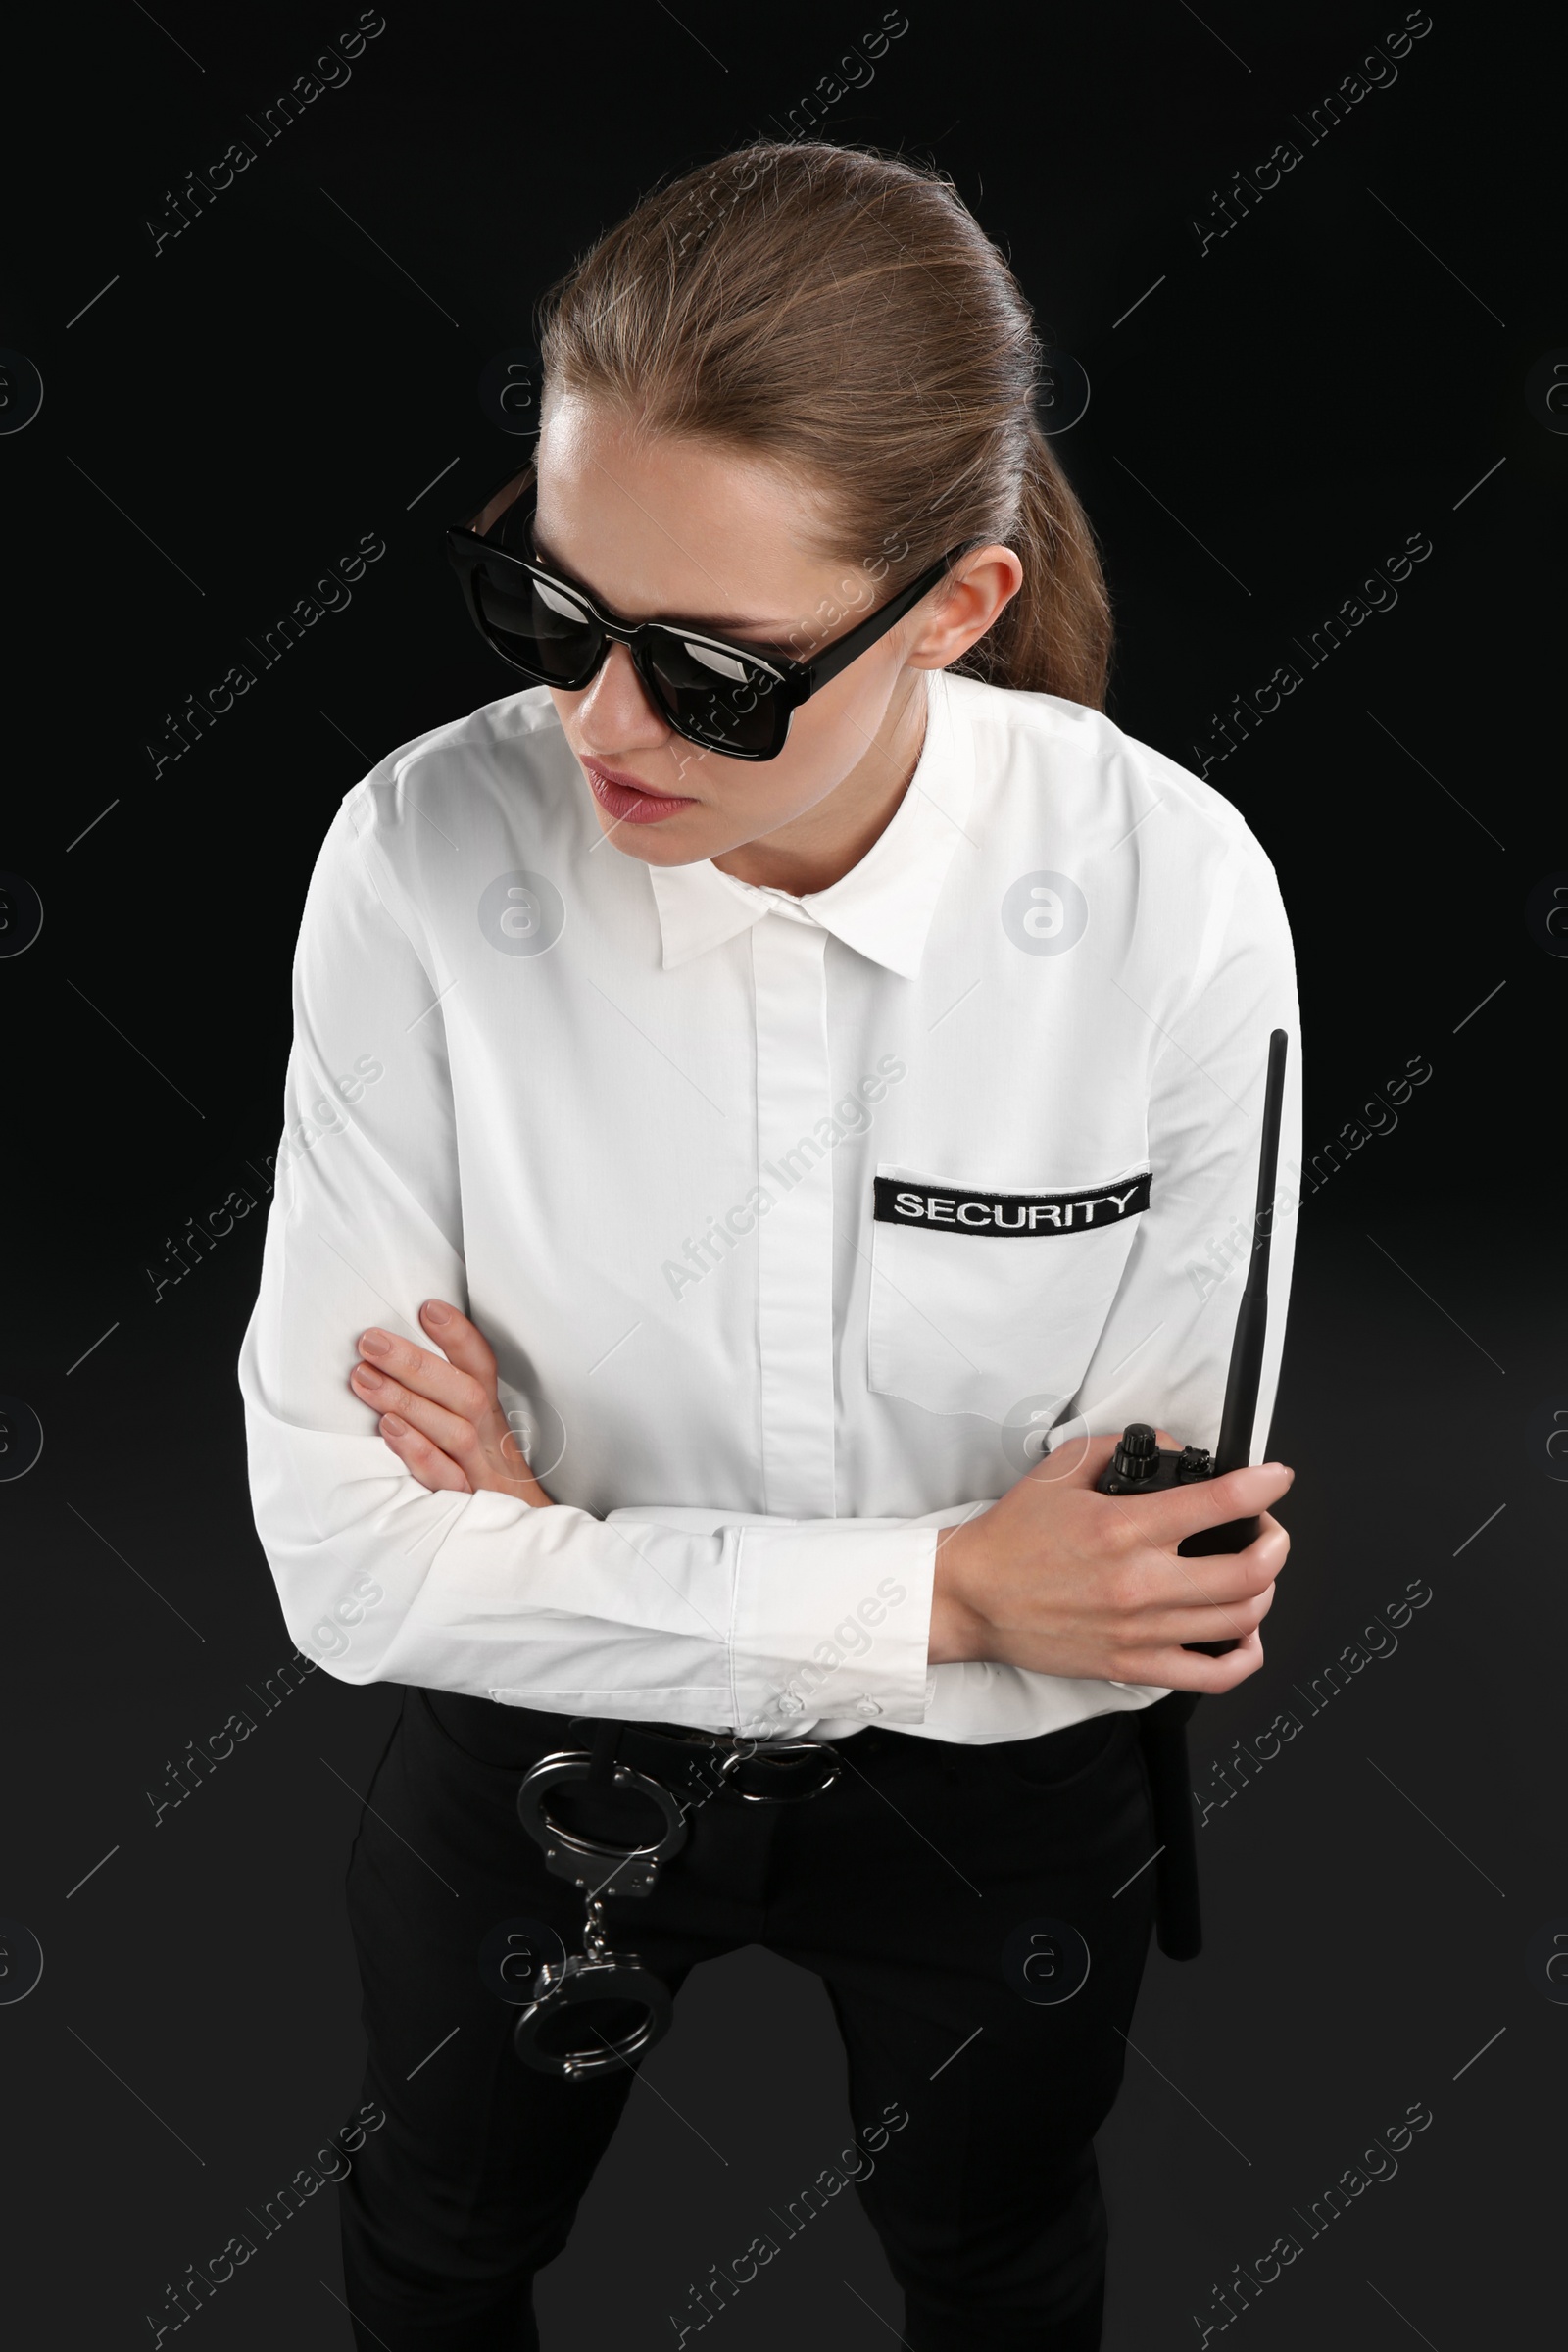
[2,2,1564,2345]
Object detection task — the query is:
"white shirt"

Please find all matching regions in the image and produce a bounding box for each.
[238,665,1300,1744]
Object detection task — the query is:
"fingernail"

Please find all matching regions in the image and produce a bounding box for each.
[380,1413,407,1436]
[360,1329,391,1356]
[352,1364,384,1389]
[421,1299,451,1325]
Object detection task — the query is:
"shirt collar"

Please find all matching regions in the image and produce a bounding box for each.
[647,667,976,979]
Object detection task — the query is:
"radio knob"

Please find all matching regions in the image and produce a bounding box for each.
[1111,1423,1158,1483]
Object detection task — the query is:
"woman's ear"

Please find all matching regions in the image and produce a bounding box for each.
[905,545,1024,669]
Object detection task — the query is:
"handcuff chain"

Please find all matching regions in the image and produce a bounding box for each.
[582,1895,609,1960]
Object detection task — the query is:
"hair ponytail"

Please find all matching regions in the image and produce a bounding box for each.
[538,142,1113,710]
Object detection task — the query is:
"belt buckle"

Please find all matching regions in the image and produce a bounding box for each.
[724,1735,842,1805]
[632,1722,746,1804]
[639,1723,841,1805]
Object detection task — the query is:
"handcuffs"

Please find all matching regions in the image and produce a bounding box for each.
[511,1715,841,2080]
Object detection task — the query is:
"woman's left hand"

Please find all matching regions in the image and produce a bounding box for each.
[349,1298,555,1504]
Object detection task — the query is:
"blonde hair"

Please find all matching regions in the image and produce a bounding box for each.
[536,141,1112,708]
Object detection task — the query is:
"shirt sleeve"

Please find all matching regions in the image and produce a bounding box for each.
[1055,822,1302,1474]
[236,796,935,1737]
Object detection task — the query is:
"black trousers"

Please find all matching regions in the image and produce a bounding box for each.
[338,1687,1159,2351]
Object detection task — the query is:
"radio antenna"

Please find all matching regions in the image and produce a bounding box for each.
[1211,1028,1289,1475]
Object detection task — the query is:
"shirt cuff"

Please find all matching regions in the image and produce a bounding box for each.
[728,1520,938,1736]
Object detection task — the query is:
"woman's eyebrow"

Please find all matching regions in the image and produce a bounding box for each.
[529,522,793,637]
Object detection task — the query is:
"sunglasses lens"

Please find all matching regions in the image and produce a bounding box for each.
[457,520,789,755]
[644,636,784,758]
[473,562,601,685]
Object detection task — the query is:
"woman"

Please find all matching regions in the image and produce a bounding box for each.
[240,141,1299,2352]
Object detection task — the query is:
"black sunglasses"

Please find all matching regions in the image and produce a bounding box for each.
[446,466,979,762]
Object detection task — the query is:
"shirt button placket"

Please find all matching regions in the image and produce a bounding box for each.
[751,913,837,1518]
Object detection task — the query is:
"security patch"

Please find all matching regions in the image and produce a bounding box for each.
[872,1172,1152,1236]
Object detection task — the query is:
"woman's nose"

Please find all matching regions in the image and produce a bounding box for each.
[575,640,669,754]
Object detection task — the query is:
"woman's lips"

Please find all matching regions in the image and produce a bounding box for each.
[581,758,697,825]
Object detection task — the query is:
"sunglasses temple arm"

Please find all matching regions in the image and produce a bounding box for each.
[792,556,963,694]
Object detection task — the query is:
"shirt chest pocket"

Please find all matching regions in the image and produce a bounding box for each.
[864,1161,1150,1424]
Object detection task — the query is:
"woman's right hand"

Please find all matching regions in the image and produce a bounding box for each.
[348,1299,556,1506]
[929,1429,1293,1692]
